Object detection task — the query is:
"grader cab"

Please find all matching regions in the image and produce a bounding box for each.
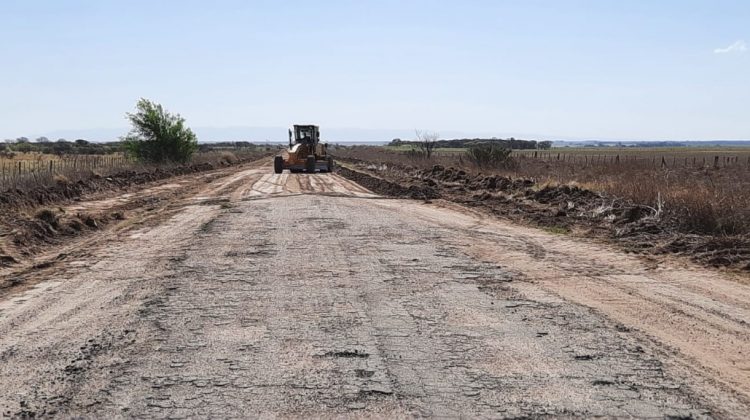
[274,125,334,174]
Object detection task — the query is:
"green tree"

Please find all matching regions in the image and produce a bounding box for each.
[538,141,553,150]
[124,98,198,163]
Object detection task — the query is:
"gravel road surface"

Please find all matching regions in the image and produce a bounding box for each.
[0,163,748,418]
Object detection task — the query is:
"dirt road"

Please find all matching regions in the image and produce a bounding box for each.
[1,162,748,418]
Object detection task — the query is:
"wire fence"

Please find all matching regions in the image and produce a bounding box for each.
[1,154,133,190]
[507,151,750,169]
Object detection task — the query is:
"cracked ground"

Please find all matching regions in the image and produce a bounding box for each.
[0,163,748,418]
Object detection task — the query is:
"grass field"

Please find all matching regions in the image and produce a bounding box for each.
[390,145,750,167]
[334,145,750,235]
[384,147,750,170]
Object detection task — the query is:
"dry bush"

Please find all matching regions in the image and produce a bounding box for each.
[597,170,750,235]
[414,130,439,158]
[219,151,238,164]
[52,174,70,185]
[465,144,514,169]
[35,208,59,227]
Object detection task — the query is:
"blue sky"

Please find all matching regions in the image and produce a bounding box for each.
[1,0,748,141]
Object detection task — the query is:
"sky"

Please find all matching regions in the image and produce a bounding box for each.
[1,0,748,142]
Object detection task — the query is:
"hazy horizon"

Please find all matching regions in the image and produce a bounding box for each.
[7,125,750,144]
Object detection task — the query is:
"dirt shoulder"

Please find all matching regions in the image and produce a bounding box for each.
[0,156,271,290]
[335,159,750,274]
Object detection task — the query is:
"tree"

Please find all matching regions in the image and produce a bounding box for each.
[36,136,50,143]
[415,129,439,159]
[13,142,33,153]
[538,141,553,150]
[124,98,198,163]
[15,137,29,143]
[52,140,73,155]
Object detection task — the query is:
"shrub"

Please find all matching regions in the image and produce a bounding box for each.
[219,151,238,165]
[123,98,198,164]
[35,209,59,228]
[404,149,427,161]
[465,144,513,169]
[52,174,70,185]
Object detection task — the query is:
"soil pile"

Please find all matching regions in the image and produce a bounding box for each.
[337,166,439,200]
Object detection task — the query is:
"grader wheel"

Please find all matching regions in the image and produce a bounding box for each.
[274,156,283,174]
[305,155,316,173]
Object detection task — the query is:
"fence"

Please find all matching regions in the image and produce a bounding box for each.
[0,154,132,190]
[510,151,750,169]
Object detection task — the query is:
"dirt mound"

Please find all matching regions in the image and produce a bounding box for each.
[418,166,532,192]
[336,166,439,200]
[533,185,601,205]
[1,208,119,267]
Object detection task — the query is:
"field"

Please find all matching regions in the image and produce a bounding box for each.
[333,146,750,236]
[511,147,750,169]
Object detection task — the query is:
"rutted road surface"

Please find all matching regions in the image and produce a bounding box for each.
[0,162,748,418]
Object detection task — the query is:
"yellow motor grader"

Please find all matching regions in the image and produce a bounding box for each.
[274,125,334,174]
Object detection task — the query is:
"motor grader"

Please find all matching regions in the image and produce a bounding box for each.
[274,125,334,174]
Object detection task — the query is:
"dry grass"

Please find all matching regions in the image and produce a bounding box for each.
[1,153,130,189]
[334,146,750,235]
[587,168,750,234]
[1,149,270,192]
